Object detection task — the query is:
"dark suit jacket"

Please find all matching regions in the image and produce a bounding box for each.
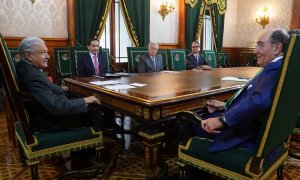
[16,60,87,132]
[77,53,108,77]
[138,53,163,73]
[186,53,208,70]
[209,57,283,153]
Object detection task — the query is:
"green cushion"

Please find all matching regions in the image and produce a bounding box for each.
[202,50,217,68]
[127,47,148,73]
[15,121,98,151]
[179,137,286,178]
[167,49,186,71]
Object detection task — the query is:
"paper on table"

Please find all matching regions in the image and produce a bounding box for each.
[161,71,180,73]
[89,80,121,86]
[221,77,249,82]
[130,83,147,87]
[104,84,136,90]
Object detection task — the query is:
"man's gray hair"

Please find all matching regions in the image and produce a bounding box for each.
[270,29,290,53]
[148,42,159,50]
[19,37,45,59]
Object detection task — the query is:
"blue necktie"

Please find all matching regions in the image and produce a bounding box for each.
[152,56,156,71]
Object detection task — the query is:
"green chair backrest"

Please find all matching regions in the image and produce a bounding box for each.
[223,52,230,66]
[167,49,186,71]
[217,51,226,67]
[255,34,300,158]
[127,47,148,73]
[54,47,72,78]
[202,50,217,68]
[68,46,89,76]
[0,33,34,144]
[101,48,112,73]
[8,48,20,65]
[157,49,168,70]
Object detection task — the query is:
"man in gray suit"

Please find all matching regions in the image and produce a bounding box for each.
[16,36,102,132]
[138,42,163,73]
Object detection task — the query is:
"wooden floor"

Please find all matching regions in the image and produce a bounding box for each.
[1,110,300,179]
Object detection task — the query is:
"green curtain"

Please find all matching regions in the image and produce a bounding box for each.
[209,0,226,51]
[185,0,205,51]
[75,0,112,46]
[120,0,150,47]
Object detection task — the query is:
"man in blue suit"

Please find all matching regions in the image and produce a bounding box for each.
[179,29,290,154]
[186,41,211,70]
[77,38,108,77]
[138,42,163,73]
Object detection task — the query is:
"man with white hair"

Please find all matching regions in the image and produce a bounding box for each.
[16,36,102,132]
[138,42,163,73]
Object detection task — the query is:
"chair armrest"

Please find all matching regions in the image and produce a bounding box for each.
[109,56,126,73]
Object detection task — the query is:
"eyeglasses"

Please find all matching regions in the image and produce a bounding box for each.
[192,46,199,48]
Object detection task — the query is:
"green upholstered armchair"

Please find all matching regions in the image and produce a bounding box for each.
[0,34,104,179]
[54,47,72,79]
[127,47,148,73]
[202,50,218,68]
[157,49,169,70]
[8,47,20,65]
[217,51,230,67]
[68,46,89,76]
[167,49,186,71]
[177,34,300,179]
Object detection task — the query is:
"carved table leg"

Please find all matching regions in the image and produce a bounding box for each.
[139,130,166,179]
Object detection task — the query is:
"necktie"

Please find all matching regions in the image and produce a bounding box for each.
[195,54,199,65]
[152,56,157,71]
[93,55,99,75]
[224,69,263,109]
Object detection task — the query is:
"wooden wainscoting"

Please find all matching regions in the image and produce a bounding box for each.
[222,47,255,66]
[4,37,68,81]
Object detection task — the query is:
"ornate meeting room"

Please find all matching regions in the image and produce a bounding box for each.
[1,0,300,179]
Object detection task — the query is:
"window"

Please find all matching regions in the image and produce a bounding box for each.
[98,0,133,63]
[199,8,214,50]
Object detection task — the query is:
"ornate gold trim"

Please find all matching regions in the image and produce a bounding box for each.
[138,132,165,140]
[195,1,205,40]
[179,151,250,179]
[203,0,226,14]
[185,0,198,8]
[257,35,296,156]
[119,0,140,47]
[95,0,112,38]
[143,107,150,120]
[152,108,161,120]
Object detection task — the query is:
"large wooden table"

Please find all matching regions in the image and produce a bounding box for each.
[64,67,261,179]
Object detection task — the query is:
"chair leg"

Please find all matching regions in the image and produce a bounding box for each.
[277,164,284,180]
[95,146,104,178]
[29,161,39,180]
[177,161,187,180]
[17,142,27,166]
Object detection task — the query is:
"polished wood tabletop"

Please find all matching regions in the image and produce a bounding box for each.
[65,67,261,106]
[64,67,261,179]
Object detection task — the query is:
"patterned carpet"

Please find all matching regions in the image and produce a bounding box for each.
[1,111,300,179]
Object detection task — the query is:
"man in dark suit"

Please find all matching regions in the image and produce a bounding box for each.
[77,38,118,131]
[186,41,212,70]
[77,38,108,77]
[138,42,163,73]
[179,29,290,154]
[16,37,101,132]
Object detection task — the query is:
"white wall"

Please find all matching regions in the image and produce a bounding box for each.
[150,0,179,44]
[0,0,67,38]
[223,0,293,48]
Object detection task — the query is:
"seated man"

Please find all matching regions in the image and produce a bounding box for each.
[138,42,163,73]
[77,38,118,131]
[186,41,211,70]
[16,36,102,132]
[77,38,108,77]
[179,29,289,154]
